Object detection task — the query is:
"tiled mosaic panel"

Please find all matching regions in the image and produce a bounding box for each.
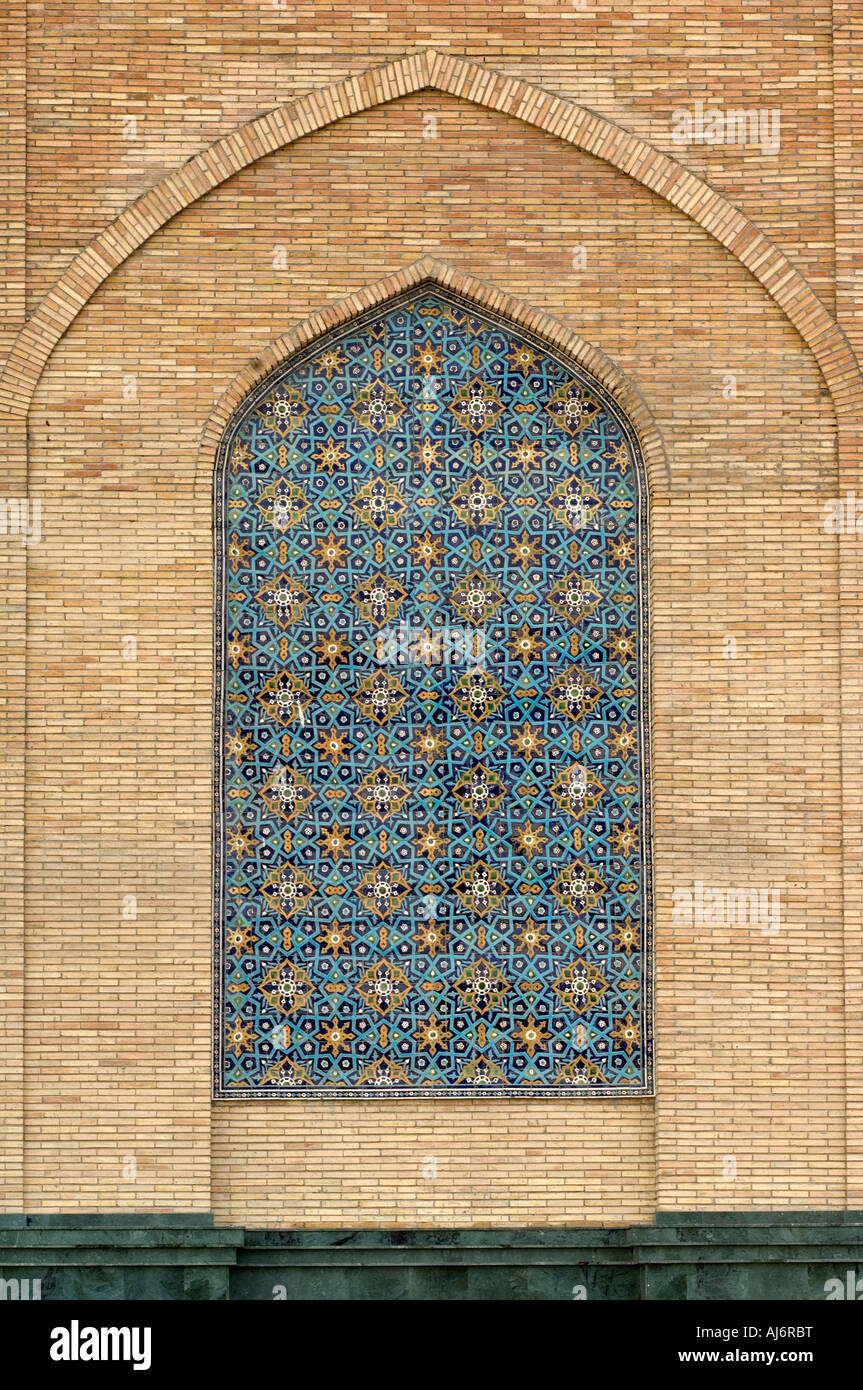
[214,287,652,1096]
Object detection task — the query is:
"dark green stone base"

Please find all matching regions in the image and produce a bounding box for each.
[2,1213,863,1300]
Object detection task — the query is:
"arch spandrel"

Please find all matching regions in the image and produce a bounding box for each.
[2,51,860,421]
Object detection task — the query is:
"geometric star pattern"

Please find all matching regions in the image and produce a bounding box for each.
[213,285,653,1097]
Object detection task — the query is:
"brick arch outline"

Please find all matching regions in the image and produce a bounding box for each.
[196,258,670,490]
[210,262,658,1104]
[1,47,861,422]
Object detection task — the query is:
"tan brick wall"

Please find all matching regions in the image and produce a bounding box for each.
[12,84,844,1224]
[2,13,860,1225]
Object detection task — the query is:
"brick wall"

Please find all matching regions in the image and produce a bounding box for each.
[2,6,860,1225]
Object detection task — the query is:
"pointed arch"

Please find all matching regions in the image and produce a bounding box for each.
[213,276,653,1098]
[197,260,670,491]
[1,48,860,421]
